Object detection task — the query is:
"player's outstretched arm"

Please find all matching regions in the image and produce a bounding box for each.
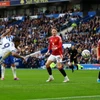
[1,26,13,38]
[1,29,10,38]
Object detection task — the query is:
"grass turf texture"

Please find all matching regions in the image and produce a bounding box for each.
[0,69,100,100]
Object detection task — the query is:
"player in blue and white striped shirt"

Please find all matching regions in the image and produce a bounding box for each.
[1,26,20,80]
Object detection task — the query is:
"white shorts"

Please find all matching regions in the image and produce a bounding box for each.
[47,54,62,63]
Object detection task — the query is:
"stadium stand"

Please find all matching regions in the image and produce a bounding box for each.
[0,0,100,68]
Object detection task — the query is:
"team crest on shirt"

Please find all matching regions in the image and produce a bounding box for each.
[55,39,57,42]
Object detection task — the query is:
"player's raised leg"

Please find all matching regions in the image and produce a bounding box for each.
[97,40,100,83]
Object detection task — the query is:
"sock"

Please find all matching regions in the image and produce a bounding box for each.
[98,71,100,79]
[1,66,5,79]
[47,67,52,75]
[58,68,66,77]
[69,65,74,72]
[11,66,17,78]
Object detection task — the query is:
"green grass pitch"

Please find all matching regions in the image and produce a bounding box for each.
[0,69,100,100]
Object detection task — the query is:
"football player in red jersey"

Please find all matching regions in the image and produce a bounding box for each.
[97,39,100,83]
[45,27,69,82]
[97,39,100,61]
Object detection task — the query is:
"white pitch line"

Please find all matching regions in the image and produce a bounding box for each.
[28,95,100,100]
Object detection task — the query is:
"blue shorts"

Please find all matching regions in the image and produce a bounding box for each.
[3,55,15,65]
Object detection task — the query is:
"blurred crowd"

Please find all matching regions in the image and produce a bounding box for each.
[63,16,100,64]
[0,12,100,68]
[0,0,9,1]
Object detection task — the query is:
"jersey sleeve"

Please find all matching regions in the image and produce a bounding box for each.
[48,37,52,51]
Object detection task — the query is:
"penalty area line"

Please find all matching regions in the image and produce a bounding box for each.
[28,95,100,100]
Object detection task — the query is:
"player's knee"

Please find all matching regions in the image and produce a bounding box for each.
[58,67,62,70]
[57,65,63,70]
[2,64,6,67]
[11,64,16,67]
[45,63,50,68]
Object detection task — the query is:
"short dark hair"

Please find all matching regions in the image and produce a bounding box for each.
[13,36,20,43]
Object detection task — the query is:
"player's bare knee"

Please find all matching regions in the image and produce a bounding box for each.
[57,65,63,69]
[58,67,62,70]
[11,64,16,67]
[45,63,50,68]
[2,64,6,67]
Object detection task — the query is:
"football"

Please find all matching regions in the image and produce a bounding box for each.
[81,49,91,58]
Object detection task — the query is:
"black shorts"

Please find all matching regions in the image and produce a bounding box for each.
[70,58,78,64]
